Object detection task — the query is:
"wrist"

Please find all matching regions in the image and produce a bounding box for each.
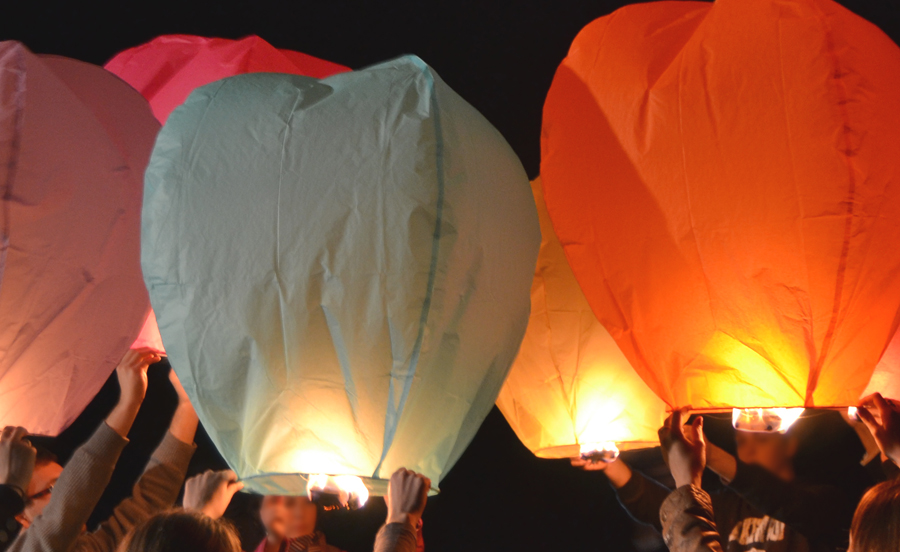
[386,512,419,528]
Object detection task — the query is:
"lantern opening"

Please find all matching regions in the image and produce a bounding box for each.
[578,442,620,464]
[306,474,369,509]
[731,408,804,433]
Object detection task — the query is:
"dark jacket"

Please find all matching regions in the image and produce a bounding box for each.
[617,461,851,551]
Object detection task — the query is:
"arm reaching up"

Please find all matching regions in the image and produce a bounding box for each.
[857,393,900,467]
[374,468,430,552]
[183,470,244,520]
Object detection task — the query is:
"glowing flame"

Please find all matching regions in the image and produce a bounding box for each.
[306,474,369,507]
[579,441,620,463]
[732,407,804,433]
[847,406,858,421]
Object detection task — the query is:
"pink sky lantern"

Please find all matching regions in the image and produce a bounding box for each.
[105,34,350,125]
[106,35,350,356]
[0,42,159,435]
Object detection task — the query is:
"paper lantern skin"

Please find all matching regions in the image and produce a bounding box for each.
[0,42,159,435]
[861,330,900,401]
[105,35,350,125]
[142,55,540,495]
[107,35,350,355]
[541,0,900,411]
[497,178,667,458]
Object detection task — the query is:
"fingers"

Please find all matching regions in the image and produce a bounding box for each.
[10,427,28,442]
[691,416,705,447]
[872,393,894,428]
[857,404,878,433]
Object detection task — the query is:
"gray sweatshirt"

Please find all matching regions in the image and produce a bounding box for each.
[9,422,195,552]
[373,522,417,552]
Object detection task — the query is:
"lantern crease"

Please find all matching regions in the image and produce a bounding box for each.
[375,63,444,479]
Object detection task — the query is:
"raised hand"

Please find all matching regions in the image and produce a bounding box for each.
[857,393,900,466]
[0,426,36,497]
[660,408,706,488]
[386,468,430,528]
[116,347,161,405]
[183,469,244,519]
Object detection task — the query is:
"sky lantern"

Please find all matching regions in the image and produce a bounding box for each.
[859,330,900,402]
[105,34,350,124]
[541,0,900,412]
[0,42,158,434]
[496,178,666,459]
[105,34,350,355]
[141,56,540,495]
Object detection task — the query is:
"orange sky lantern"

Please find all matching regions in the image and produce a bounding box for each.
[541,0,900,411]
[497,179,666,458]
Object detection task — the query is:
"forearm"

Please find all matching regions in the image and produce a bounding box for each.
[614,467,671,532]
[604,459,633,489]
[80,432,196,551]
[660,485,724,552]
[105,397,142,438]
[374,522,418,552]
[168,403,199,445]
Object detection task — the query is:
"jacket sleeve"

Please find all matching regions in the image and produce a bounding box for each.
[373,522,418,552]
[614,469,672,532]
[660,485,724,552]
[726,460,850,546]
[9,423,129,552]
[0,486,24,548]
[72,431,196,552]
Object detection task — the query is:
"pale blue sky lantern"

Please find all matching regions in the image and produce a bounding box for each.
[142,55,540,496]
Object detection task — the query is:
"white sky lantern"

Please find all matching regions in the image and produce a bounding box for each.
[142,56,539,496]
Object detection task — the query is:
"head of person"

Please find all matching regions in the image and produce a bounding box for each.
[259,495,318,539]
[849,479,900,552]
[285,496,318,538]
[734,430,797,482]
[117,510,241,552]
[16,445,63,528]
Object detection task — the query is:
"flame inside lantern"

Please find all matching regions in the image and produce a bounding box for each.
[306,474,370,508]
[578,441,620,464]
[732,408,804,433]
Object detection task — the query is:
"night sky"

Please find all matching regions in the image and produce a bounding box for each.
[3,1,898,551]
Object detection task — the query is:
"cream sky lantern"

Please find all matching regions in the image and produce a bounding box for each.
[497,178,667,460]
[141,55,540,495]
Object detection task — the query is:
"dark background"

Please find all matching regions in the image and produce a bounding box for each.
[3,1,898,550]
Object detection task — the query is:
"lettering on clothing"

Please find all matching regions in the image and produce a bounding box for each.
[728,516,785,548]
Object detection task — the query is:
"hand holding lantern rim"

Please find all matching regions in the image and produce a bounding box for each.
[659,408,706,489]
[386,468,430,529]
[183,469,244,519]
[856,393,900,467]
[0,426,37,498]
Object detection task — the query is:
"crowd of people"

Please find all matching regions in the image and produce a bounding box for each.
[1,348,899,551]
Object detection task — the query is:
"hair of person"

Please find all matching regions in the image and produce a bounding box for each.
[33,444,58,467]
[849,478,900,552]
[117,510,241,552]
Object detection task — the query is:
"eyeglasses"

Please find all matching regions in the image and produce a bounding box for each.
[27,484,53,502]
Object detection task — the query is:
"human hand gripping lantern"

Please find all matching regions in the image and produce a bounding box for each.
[541,0,900,416]
[141,56,540,496]
[496,179,667,462]
[0,42,158,435]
